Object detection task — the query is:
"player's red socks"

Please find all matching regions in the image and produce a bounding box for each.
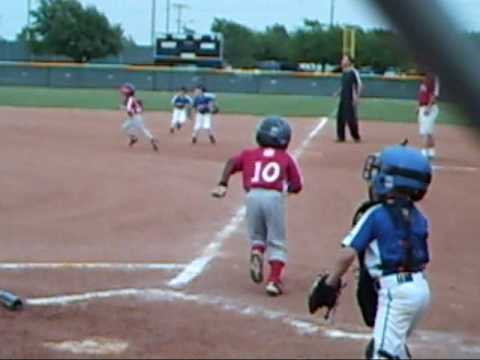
[268,260,285,284]
[252,245,266,254]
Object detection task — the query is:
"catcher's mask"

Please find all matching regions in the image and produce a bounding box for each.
[363,145,432,202]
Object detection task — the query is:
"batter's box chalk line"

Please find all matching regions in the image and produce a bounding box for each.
[25,287,480,356]
[0,263,186,272]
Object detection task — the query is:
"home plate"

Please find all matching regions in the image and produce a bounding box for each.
[44,337,128,355]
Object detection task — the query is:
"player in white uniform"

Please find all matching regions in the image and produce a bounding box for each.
[417,73,440,159]
[192,85,217,145]
[170,86,193,134]
[120,83,159,151]
[310,145,433,359]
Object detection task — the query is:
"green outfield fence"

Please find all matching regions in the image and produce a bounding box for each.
[0,61,423,100]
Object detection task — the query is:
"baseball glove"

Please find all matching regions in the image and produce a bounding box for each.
[212,105,220,114]
[308,273,344,319]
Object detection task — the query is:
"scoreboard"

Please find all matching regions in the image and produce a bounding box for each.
[154,33,224,68]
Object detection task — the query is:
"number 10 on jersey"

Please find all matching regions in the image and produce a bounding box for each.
[251,161,281,184]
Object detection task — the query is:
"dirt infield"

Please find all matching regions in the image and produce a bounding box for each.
[0,107,479,358]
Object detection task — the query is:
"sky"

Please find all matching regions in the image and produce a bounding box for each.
[1,0,479,45]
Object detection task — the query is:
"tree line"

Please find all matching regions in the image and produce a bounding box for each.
[15,0,480,70]
[212,18,480,73]
[212,18,415,72]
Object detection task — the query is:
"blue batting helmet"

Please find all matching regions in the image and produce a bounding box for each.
[256,116,292,149]
[363,145,432,201]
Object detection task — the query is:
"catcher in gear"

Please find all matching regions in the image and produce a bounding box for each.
[308,145,433,360]
[212,116,304,297]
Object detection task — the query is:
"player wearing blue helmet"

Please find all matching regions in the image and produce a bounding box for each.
[212,117,303,297]
[256,116,292,149]
[308,145,432,359]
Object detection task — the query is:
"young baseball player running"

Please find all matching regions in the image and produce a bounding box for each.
[417,73,440,160]
[192,85,217,145]
[211,117,303,297]
[308,144,433,359]
[170,86,193,134]
[120,83,159,151]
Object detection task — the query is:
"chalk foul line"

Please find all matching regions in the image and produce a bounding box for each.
[25,287,480,356]
[168,117,329,289]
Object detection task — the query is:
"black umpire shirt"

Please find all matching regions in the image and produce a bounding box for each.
[340,68,361,104]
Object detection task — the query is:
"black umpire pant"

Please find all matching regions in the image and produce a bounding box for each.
[337,100,361,142]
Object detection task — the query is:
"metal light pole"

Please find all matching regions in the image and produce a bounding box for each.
[166,0,171,34]
[330,0,335,28]
[27,0,32,28]
[173,3,188,34]
[151,0,156,45]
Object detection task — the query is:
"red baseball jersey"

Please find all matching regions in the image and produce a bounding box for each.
[418,75,440,106]
[230,147,303,193]
[126,96,144,116]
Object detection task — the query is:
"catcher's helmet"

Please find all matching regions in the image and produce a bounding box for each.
[256,116,292,149]
[363,145,432,201]
[120,82,136,96]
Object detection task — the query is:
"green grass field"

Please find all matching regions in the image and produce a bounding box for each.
[0,86,469,125]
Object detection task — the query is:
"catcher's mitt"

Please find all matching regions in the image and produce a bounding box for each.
[308,273,344,319]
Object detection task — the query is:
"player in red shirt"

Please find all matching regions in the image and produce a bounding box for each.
[417,73,440,159]
[211,117,303,297]
[120,83,159,151]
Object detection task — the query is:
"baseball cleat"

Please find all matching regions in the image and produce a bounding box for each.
[265,281,283,297]
[209,135,217,144]
[170,128,175,134]
[250,250,264,284]
[192,137,197,144]
[128,136,138,147]
[151,139,159,152]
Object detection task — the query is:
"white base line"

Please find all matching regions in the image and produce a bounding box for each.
[168,117,329,289]
[25,287,354,337]
[0,263,185,271]
[25,287,480,355]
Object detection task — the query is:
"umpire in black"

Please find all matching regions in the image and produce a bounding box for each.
[336,54,363,142]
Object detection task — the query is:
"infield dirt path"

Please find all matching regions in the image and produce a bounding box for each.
[0,107,479,358]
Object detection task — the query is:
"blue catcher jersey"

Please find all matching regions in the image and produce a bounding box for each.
[342,203,430,279]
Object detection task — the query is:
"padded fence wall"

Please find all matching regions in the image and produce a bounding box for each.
[0,63,421,99]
